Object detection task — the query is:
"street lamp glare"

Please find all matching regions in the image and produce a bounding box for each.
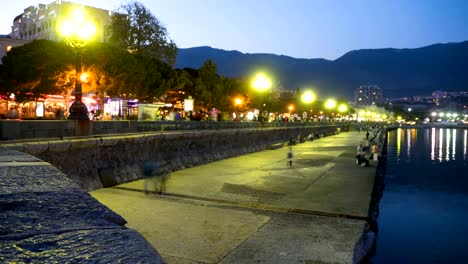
[59,8,97,42]
[301,91,316,104]
[252,73,272,92]
[338,104,348,113]
[324,99,336,109]
[79,22,97,40]
[72,8,85,23]
[80,72,88,83]
[60,20,76,38]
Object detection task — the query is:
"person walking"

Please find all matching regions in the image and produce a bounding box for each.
[143,161,158,195]
[287,147,294,167]
[143,161,171,194]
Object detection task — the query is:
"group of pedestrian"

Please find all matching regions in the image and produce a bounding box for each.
[356,128,382,167]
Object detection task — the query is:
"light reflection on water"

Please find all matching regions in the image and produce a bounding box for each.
[391,127,467,162]
[372,127,468,264]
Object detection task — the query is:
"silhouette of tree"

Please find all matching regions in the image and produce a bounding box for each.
[107,1,178,66]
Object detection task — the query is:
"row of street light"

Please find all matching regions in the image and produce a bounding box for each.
[57,7,351,121]
[250,73,349,118]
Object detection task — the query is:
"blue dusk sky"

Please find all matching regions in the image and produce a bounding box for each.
[1,0,467,60]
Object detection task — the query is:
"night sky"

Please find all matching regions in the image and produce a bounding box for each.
[2,0,467,60]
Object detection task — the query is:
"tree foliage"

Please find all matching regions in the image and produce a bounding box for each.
[0,40,175,104]
[0,40,273,114]
[0,40,74,103]
[107,1,178,66]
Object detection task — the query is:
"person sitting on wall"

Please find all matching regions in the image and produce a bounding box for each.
[288,136,296,146]
[356,144,370,167]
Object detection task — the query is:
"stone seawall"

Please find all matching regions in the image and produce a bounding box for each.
[0,147,165,263]
[2,126,346,191]
[353,127,388,263]
[0,120,342,140]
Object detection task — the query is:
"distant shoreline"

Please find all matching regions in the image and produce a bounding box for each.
[398,123,468,129]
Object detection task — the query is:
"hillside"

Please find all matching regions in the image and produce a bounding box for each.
[175,42,468,99]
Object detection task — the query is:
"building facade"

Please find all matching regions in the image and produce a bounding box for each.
[8,0,112,43]
[354,85,382,106]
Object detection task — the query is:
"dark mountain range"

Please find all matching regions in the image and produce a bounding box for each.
[175,41,468,99]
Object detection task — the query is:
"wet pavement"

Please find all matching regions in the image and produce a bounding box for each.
[90,131,376,263]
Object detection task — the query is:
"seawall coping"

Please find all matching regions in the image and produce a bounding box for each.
[0,146,165,263]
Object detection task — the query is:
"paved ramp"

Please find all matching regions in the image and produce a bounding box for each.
[91,131,376,263]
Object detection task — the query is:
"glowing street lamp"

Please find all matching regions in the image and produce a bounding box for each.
[233,97,243,119]
[324,98,337,110]
[252,73,272,92]
[80,72,89,83]
[234,97,243,107]
[58,7,97,120]
[301,90,316,104]
[337,104,348,113]
[300,90,316,122]
[251,73,272,120]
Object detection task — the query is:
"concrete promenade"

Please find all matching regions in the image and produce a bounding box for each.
[91,130,377,264]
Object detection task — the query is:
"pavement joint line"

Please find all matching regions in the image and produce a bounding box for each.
[161,254,210,264]
[218,217,273,264]
[111,186,369,221]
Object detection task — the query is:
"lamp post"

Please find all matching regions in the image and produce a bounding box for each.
[251,73,272,121]
[58,7,97,120]
[338,103,348,121]
[324,98,337,121]
[288,104,295,121]
[234,97,243,121]
[301,90,316,122]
